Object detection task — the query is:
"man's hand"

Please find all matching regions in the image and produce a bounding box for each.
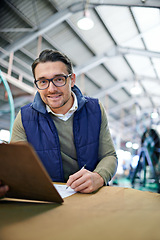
[66,169,104,193]
[0,181,9,198]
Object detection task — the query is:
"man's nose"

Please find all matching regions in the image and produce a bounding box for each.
[48,81,58,91]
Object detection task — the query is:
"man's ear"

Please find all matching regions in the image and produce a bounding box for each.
[71,73,76,87]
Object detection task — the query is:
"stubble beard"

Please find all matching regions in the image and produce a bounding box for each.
[47,94,72,111]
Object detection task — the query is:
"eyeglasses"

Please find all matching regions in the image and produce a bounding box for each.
[34,73,72,90]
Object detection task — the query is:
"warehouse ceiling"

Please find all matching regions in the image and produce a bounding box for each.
[1,0,160,148]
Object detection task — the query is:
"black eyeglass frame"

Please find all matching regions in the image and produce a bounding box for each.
[34,73,72,90]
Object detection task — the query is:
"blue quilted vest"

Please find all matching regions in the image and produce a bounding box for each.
[21,85,101,182]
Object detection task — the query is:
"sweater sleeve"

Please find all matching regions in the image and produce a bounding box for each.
[10,111,27,142]
[93,102,118,185]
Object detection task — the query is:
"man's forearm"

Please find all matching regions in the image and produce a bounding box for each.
[94,155,118,185]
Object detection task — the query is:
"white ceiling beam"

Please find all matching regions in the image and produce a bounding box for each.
[70,1,160,12]
[74,46,160,79]
[0,58,33,82]
[108,98,136,114]
[4,0,36,27]
[2,72,36,95]
[117,46,160,58]
[0,28,36,33]
[93,75,160,99]
[108,93,159,115]
[93,80,128,99]
[106,46,160,58]
[1,9,72,58]
[97,0,160,7]
[74,54,107,75]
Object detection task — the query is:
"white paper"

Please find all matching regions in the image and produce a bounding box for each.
[54,184,76,199]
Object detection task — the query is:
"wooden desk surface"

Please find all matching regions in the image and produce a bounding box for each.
[0,186,160,240]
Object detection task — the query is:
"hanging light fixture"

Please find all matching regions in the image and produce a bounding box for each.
[77,1,94,30]
[77,10,94,30]
[130,77,142,95]
[132,143,139,150]
[126,141,132,148]
[151,108,159,119]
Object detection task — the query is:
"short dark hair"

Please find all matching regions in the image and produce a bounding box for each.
[32,49,73,78]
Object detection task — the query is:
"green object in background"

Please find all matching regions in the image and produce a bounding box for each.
[0,70,15,141]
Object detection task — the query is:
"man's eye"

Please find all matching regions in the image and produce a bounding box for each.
[57,77,64,81]
[40,80,47,84]
[55,77,65,82]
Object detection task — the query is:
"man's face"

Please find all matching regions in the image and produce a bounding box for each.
[34,61,75,114]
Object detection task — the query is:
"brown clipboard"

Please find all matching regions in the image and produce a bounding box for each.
[0,142,63,203]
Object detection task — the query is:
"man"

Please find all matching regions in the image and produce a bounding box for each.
[1,49,117,196]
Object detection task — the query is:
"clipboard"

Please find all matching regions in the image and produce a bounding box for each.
[0,142,63,203]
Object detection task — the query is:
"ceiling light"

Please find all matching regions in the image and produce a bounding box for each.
[130,81,142,95]
[132,143,139,150]
[126,141,132,148]
[151,109,159,119]
[77,10,94,30]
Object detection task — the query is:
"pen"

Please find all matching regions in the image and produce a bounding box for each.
[66,164,86,189]
[80,164,86,170]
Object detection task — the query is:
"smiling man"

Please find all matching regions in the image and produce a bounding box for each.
[1,49,117,196]
[34,61,74,114]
